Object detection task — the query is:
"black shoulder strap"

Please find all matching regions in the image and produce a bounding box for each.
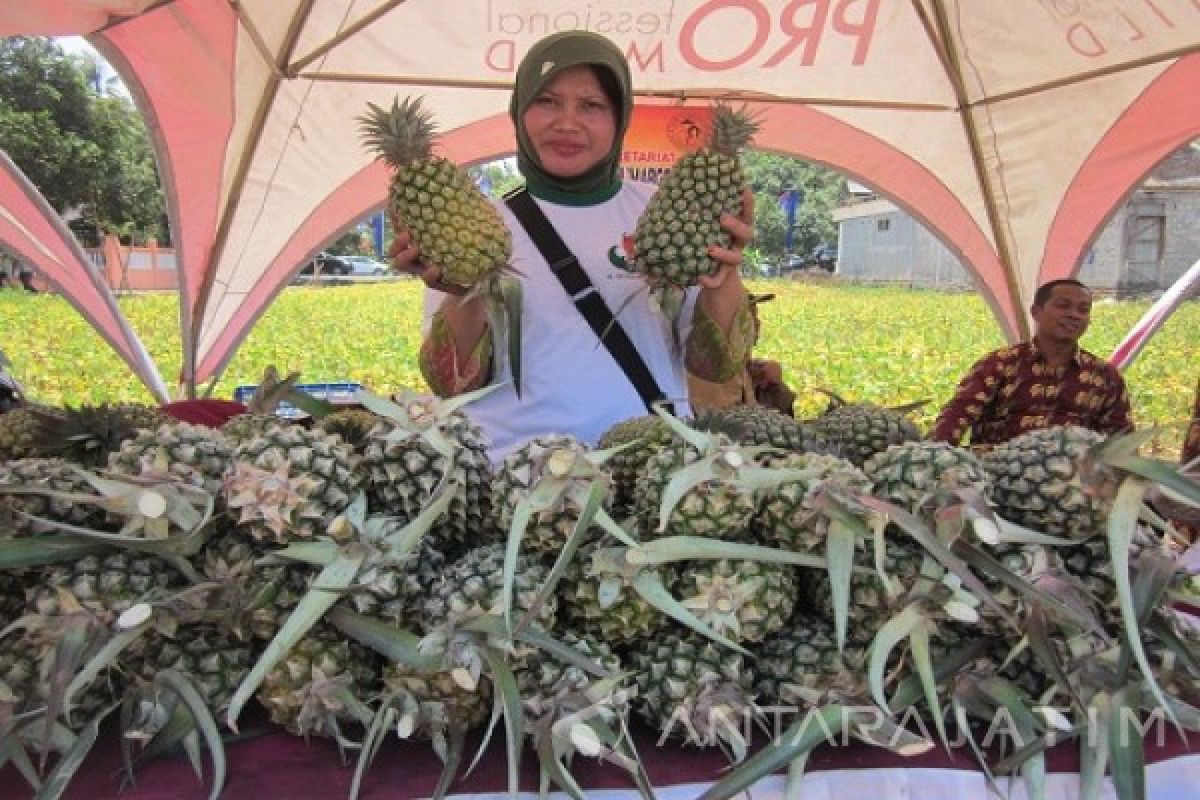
[504,188,672,415]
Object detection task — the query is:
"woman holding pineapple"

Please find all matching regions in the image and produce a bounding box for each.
[386,31,756,462]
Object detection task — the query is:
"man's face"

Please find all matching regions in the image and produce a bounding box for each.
[1032,283,1092,344]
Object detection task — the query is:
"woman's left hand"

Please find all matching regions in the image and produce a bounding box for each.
[699,187,754,291]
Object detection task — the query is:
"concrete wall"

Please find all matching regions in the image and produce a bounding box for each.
[837,186,1200,295]
[1079,188,1200,294]
[95,236,178,291]
[835,200,973,288]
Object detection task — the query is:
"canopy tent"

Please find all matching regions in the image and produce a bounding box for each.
[1,0,1198,398]
[0,151,168,401]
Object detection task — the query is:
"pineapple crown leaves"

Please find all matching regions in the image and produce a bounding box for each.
[1106,477,1187,735]
[76,467,213,542]
[507,477,634,642]
[65,608,175,722]
[241,365,303,415]
[510,440,626,520]
[933,489,1033,548]
[954,542,1103,635]
[120,667,228,787]
[34,607,123,743]
[444,614,616,693]
[0,535,110,576]
[270,483,456,581]
[677,571,769,640]
[865,603,958,749]
[224,460,324,541]
[813,387,928,417]
[698,705,855,800]
[476,643,526,795]
[356,384,501,463]
[654,449,835,536]
[293,666,374,737]
[1085,426,1200,510]
[0,468,213,567]
[708,101,762,157]
[326,606,440,671]
[225,548,368,733]
[541,701,634,769]
[0,466,173,534]
[26,405,155,467]
[853,492,1014,624]
[1144,610,1200,681]
[588,546,752,656]
[664,678,761,763]
[358,95,438,168]
[537,695,644,791]
[651,405,794,534]
[948,675,1047,778]
[477,274,525,398]
[798,485,882,650]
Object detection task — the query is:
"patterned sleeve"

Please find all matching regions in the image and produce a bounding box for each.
[1094,363,1134,435]
[930,351,1003,444]
[683,295,755,383]
[418,309,492,397]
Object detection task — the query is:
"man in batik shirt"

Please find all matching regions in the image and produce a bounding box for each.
[931,279,1133,447]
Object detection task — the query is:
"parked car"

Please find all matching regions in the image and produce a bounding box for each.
[299,254,352,275]
[807,244,838,271]
[342,255,390,276]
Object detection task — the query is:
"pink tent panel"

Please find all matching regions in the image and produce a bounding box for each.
[1042,55,1200,286]
[193,113,517,380]
[0,153,167,400]
[754,103,1018,342]
[92,2,238,388]
[2,1,163,36]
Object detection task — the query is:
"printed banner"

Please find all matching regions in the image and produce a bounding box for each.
[619,105,713,184]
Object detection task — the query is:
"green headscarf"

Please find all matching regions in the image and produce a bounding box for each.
[509,31,632,201]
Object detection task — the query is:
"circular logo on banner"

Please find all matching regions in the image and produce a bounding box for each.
[666,111,710,151]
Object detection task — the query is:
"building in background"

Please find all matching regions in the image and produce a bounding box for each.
[832,145,1200,296]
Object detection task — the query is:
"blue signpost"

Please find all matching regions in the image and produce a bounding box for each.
[369,211,385,258]
[778,187,803,254]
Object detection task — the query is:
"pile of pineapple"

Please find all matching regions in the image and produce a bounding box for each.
[1,386,1198,800]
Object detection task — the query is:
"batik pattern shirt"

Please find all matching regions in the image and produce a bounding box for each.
[931,341,1133,446]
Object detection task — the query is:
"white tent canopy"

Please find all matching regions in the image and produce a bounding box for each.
[2,0,1198,397]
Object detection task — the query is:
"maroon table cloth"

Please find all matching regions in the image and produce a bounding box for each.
[2,710,1194,800]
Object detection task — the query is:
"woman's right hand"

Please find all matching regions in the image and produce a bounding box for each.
[390,225,469,296]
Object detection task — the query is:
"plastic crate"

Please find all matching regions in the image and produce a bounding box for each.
[233,381,364,419]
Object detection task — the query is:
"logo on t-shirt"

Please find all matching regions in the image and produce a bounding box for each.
[607,233,636,271]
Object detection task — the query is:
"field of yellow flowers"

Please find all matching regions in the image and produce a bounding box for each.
[1,280,1195,456]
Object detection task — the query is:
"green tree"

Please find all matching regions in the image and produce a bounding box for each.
[472,160,523,198]
[743,150,845,264]
[0,37,165,245]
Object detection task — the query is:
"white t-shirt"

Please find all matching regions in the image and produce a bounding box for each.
[424,181,694,463]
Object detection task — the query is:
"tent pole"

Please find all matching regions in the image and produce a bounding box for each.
[287,0,409,76]
[981,42,1200,107]
[918,0,1029,342]
[189,0,318,386]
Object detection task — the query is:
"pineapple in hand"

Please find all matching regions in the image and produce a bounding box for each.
[627,102,759,293]
[359,95,522,392]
